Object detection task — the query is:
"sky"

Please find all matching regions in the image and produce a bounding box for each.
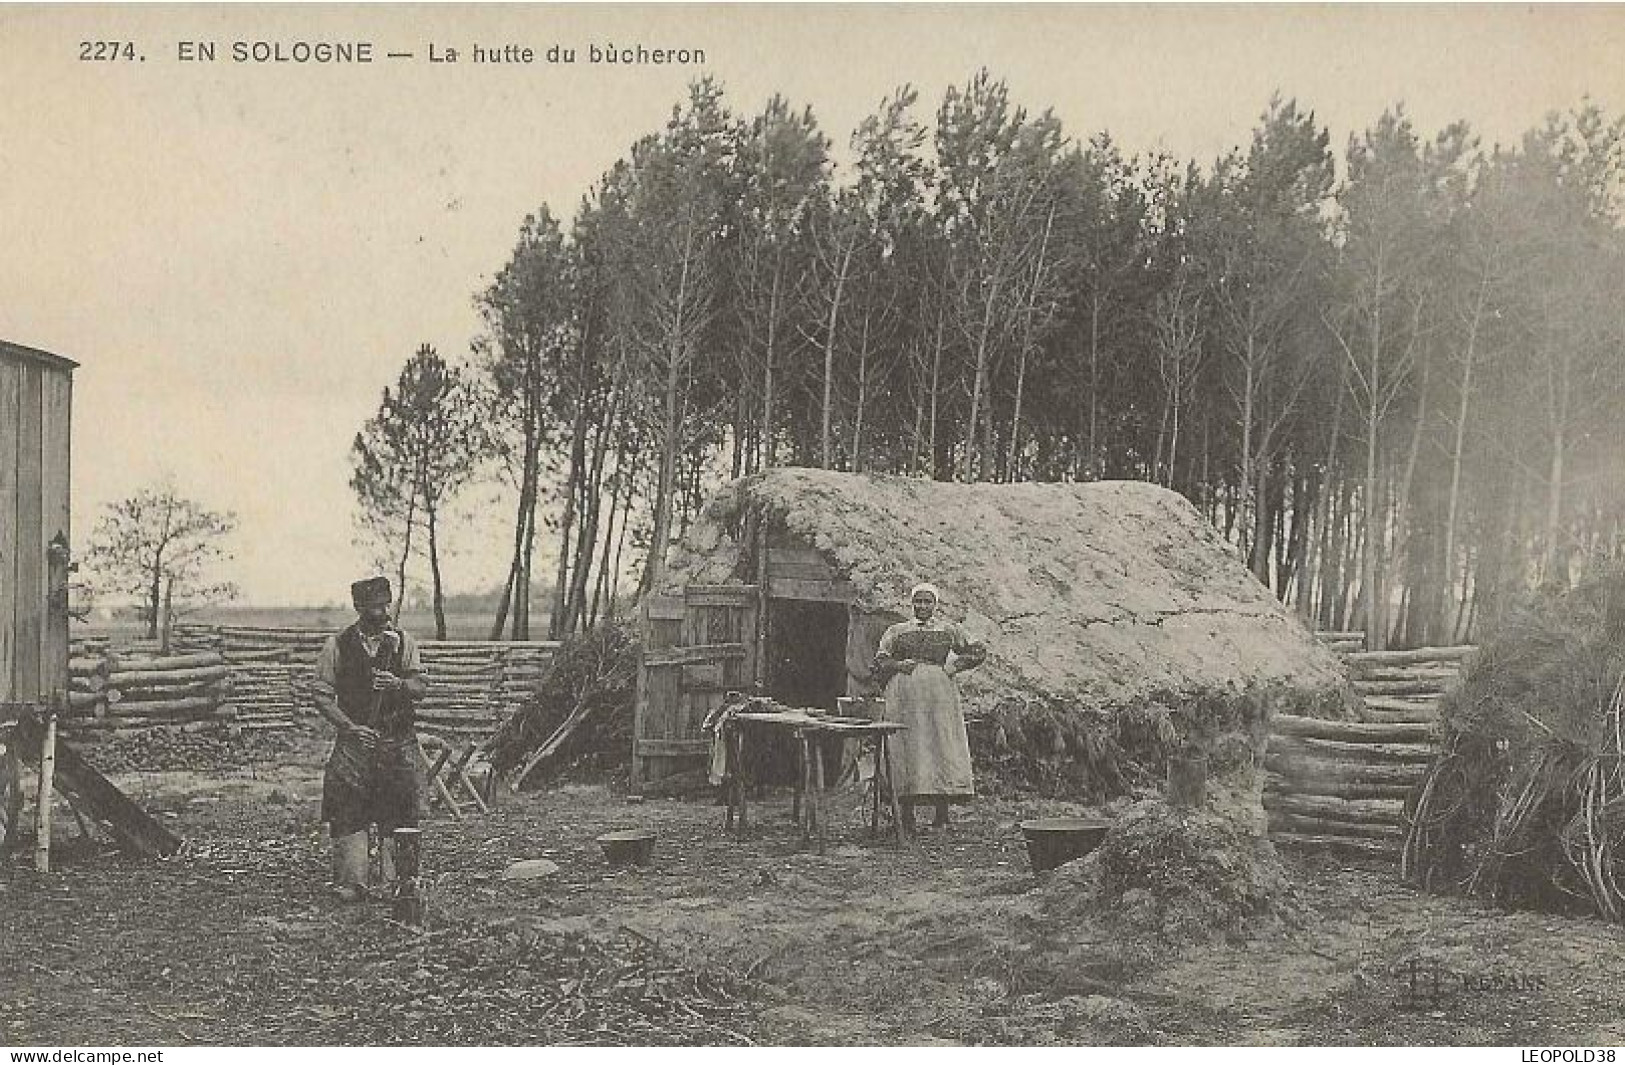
[3,3,1623,606]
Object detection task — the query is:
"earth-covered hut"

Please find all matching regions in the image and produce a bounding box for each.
[634,467,1353,800]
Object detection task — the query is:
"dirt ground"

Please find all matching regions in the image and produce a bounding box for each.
[4,732,1625,1047]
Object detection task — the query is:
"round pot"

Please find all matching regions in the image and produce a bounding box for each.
[596,829,656,867]
[1019,817,1110,873]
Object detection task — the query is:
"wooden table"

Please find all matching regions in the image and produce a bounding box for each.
[720,710,907,848]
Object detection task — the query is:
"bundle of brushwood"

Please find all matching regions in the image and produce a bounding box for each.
[487,621,636,785]
[1265,712,1438,859]
[1403,572,1625,919]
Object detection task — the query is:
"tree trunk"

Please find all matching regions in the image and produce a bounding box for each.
[160,577,175,656]
[762,264,782,470]
[1361,314,1385,651]
[608,451,639,618]
[1250,460,1274,585]
[513,492,535,641]
[551,373,592,638]
[488,567,516,643]
[590,447,625,627]
[1238,331,1258,566]
[146,547,164,640]
[1544,369,1570,585]
[393,494,416,628]
[928,301,945,479]
[569,384,620,631]
[960,279,1002,483]
[1087,293,1102,479]
[1439,279,1485,636]
[644,336,686,597]
[426,504,447,640]
[821,233,855,470]
[849,312,873,472]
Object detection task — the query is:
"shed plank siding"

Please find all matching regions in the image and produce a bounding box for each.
[644,615,684,741]
[768,577,857,603]
[40,372,71,698]
[0,361,19,701]
[766,546,837,583]
[13,363,44,700]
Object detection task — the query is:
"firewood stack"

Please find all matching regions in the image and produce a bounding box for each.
[232,663,299,731]
[1264,641,1474,861]
[67,627,559,742]
[497,643,555,715]
[414,643,504,740]
[62,649,236,737]
[399,641,556,741]
[1313,629,1367,658]
[1345,645,1474,724]
[1264,712,1434,860]
[215,624,330,664]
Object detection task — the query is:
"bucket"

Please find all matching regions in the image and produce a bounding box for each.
[596,829,656,867]
[1019,817,1110,873]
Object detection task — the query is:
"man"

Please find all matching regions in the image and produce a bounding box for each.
[313,576,427,901]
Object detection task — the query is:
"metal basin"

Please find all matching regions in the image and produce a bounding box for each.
[596,829,656,867]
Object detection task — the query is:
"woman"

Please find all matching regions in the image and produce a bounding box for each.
[872,583,986,832]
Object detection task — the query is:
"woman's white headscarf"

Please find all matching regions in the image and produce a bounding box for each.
[909,582,941,603]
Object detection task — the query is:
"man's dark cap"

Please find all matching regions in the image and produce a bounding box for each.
[351,576,392,608]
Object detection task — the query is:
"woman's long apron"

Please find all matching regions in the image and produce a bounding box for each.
[881,662,974,801]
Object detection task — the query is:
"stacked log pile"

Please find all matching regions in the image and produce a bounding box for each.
[231,663,299,731]
[497,644,554,716]
[1313,629,1367,657]
[179,623,311,731]
[413,642,559,740]
[1345,645,1474,724]
[63,649,236,737]
[1265,640,1473,860]
[1264,712,1434,860]
[68,627,558,740]
[212,624,329,664]
[415,644,501,738]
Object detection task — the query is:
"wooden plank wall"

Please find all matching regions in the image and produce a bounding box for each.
[1,355,72,707]
[15,361,43,700]
[0,357,19,705]
[40,371,71,700]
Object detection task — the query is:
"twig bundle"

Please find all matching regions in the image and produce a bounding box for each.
[1402,571,1625,918]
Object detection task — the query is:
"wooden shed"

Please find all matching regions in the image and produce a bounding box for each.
[0,347,184,864]
[1,339,75,710]
[631,467,1354,789]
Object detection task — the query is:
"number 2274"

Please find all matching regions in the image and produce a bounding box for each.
[79,41,139,61]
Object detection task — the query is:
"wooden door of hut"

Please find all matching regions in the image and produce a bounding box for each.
[632,584,759,788]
